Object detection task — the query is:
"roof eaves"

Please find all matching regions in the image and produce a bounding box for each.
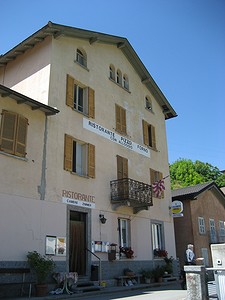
[0,84,59,116]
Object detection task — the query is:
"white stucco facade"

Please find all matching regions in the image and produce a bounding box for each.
[0,23,177,279]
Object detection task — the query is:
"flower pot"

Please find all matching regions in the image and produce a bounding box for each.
[36,284,48,297]
[145,278,151,284]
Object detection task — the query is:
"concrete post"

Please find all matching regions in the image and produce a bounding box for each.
[184,265,207,300]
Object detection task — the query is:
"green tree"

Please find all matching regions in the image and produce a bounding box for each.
[169,159,225,190]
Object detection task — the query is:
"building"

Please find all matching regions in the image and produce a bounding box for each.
[0,22,177,285]
[172,182,225,267]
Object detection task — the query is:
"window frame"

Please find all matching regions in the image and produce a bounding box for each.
[151,220,165,258]
[116,69,122,85]
[219,221,225,236]
[198,217,206,235]
[142,119,156,149]
[0,110,28,158]
[209,218,217,242]
[66,74,95,118]
[145,96,153,111]
[64,134,95,178]
[123,74,129,90]
[109,64,115,81]
[118,218,131,249]
[76,48,87,67]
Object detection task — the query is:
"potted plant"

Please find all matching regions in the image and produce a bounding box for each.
[141,269,154,284]
[152,265,165,282]
[164,256,174,274]
[27,251,55,296]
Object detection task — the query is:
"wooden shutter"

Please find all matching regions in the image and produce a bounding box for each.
[150,168,156,184]
[115,104,121,132]
[115,104,126,134]
[117,155,128,179]
[142,119,148,145]
[15,115,28,157]
[88,87,95,118]
[151,125,156,149]
[66,74,74,108]
[64,134,73,171]
[121,107,126,134]
[0,110,17,154]
[88,143,95,178]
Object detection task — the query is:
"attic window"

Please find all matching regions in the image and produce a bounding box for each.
[123,74,129,90]
[145,97,152,111]
[109,64,115,81]
[76,48,87,67]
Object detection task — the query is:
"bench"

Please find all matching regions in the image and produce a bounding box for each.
[0,268,35,298]
[115,274,142,286]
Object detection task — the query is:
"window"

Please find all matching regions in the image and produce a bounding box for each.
[115,104,126,134]
[118,218,130,248]
[76,48,87,67]
[109,64,115,81]
[66,75,95,118]
[64,134,95,178]
[123,74,129,90]
[116,69,122,85]
[142,120,156,149]
[152,221,164,257]
[198,217,206,234]
[150,169,164,198]
[0,110,28,158]
[145,96,152,111]
[209,219,217,243]
[219,221,225,242]
[219,221,225,236]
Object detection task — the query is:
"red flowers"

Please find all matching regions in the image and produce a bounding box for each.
[154,248,168,258]
[119,246,134,258]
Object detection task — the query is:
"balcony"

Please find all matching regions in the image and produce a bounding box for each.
[110,178,153,214]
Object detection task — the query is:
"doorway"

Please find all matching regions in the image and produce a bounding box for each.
[69,211,87,275]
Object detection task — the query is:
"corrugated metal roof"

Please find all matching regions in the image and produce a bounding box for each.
[0,21,177,120]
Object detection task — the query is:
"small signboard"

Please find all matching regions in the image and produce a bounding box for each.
[171,200,183,217]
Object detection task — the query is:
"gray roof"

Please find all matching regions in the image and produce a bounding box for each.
[0,84,59,116]
[172,181,215,199]
[0,21,177,120]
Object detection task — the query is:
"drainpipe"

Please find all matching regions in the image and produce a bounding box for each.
[38,116,48,200]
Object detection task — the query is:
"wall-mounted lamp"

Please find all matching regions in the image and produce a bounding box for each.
[99,214,107,224]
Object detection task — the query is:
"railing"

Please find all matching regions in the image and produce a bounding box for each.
[206,267,225,299]
[110,178,152,213]
[86,248,102,286]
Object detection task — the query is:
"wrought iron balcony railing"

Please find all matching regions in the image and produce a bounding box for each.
[110,178,153,214]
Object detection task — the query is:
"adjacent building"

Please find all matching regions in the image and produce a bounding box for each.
[0,22,177,283]
[172,182,225,267]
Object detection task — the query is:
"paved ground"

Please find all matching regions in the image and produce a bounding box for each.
[7,282,187,300]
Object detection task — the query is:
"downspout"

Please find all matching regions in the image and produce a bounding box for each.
[38,115,48,200]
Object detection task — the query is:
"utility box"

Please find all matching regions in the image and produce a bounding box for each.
[211,244,225,268]
[210,243,225,300]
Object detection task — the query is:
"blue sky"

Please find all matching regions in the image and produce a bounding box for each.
[1,0,224,170]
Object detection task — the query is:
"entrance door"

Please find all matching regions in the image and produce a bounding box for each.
[69,211,86,275]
